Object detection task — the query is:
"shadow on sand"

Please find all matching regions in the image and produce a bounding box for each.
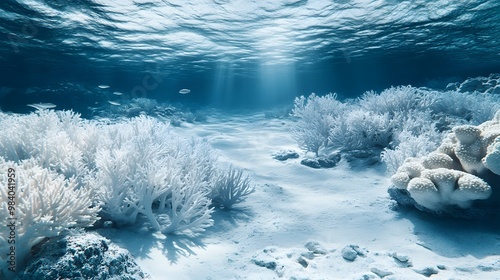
[96,206,255,264]
[393,205,500,259]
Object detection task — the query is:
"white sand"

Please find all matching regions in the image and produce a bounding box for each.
[99,112,500,280]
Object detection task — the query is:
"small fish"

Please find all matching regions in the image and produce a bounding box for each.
[179,89,190,94]
[98,85,110,89]
[108,101,121,106]
[112,91,123,96]
[27,103,57,110]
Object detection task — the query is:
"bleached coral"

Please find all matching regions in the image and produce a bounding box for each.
[210,167,255,210]
[405,168,492,210]
[329,110,394,151]
[94,116,218,236]
[484,138,500,175]
[429,90,500,124]
[0,159,99,278]
[0,110,89,181]
[291,93,345,156]
[390,112,500,213]
[358,86,435,114]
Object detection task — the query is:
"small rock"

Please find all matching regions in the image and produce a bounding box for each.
[300,251,315,260]
[297,256,308,268]
[252,258,277,270]
[301,153,341,169]
[391,253,412,267]
[414,267,439,277]
[341,245,359,262]
[301,158,321,169]
[370,267,393,278]
[437,264,446,270]
[252,247,278,270]
[304,241,328,255]
[263,247,277,253]
[351,245,368,257]
[392,253,409,263]
[317,153,341,168]
[272,149,299,161]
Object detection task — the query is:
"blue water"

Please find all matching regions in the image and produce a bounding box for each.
[0,0,499,111]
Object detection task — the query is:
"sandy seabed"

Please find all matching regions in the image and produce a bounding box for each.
[97,112,500,280]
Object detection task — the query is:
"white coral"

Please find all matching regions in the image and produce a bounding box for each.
[395,162,492,211]
[0,110,89,182]
[210,167,255,210]
[94,116,218,236]
[391,112,500,212]
[483,138,500,175]
[0,159,99,278]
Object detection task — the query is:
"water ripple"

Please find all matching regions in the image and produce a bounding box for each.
[0,0,499,102]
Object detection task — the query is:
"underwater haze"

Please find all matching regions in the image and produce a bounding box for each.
[1,0,500,110]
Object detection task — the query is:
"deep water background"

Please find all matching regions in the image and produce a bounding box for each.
[0,0,500,113]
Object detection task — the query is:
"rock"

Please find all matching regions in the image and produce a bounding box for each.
[18,232,148,280]
[437,264,446,270]
[351,245,368,257]
[252,247,278,270]
[391,253,412,267]
[272,149,299,161]
[304,241,328,255]
[317,153,341,168]
[297,256,308,268]
[414,267,439,277]
[301,158,321,169]
[300,251,315,260]
[252,258,277,270]
[301,153,341,169]
[392,253,409,263]
[341,245,361,262]
[370,267,393,278]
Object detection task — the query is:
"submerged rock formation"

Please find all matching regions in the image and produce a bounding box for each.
[18,232,148,280]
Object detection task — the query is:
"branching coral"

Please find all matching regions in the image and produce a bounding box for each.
[210,167,255,210]
[94,116,217,236]
[0,159,99,278]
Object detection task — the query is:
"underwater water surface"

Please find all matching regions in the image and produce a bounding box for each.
[0,0,499,111]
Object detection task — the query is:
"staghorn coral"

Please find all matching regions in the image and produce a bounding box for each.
[0,159,99,278]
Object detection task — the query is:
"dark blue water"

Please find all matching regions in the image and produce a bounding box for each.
[1,0,499,112]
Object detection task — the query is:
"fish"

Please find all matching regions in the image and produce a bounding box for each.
[179,89,190,94]
[27,103,56,110]
[112,91,123,96]
[108,101,121,106]
[98,85,110,89]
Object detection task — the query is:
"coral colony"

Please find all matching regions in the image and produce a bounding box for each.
[0,111,253,278]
